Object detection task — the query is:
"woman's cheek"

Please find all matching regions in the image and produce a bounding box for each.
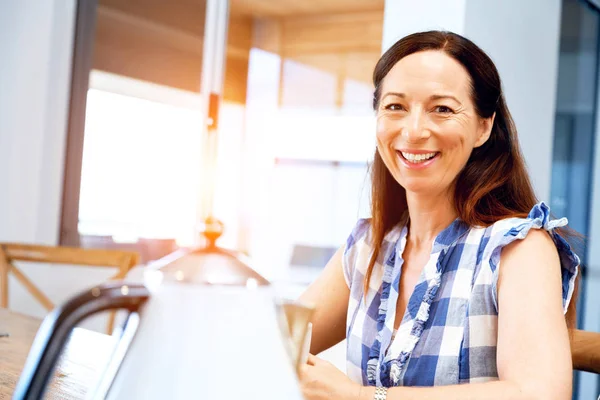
[376,115,400,142]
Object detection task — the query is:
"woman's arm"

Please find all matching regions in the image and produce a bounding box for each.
[359,229,572,400]
[298,245,350,355]
[300,230,572,400]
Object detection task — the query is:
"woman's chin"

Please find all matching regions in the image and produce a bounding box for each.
[400,179,447,196]
[403,185,433,195]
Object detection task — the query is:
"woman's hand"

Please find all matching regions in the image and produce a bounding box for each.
[299,354,362,400]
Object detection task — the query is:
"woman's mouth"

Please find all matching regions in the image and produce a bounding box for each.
[400,151,438,163]
[397,150,440,169]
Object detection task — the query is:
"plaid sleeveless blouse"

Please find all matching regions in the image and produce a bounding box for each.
[343,202,579,387]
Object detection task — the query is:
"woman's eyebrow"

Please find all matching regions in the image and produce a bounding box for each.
[381,92,405,101]
[429,94,461,103]
[381,92,462,104]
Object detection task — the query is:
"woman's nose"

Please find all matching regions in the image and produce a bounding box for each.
[401,111,429,142]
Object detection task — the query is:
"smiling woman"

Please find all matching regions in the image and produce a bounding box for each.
[375,51,492,189]
[298,31,581,400]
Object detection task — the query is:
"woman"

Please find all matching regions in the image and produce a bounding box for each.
[298,31,580,400]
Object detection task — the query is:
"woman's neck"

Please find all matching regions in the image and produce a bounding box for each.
[405,189,457,248]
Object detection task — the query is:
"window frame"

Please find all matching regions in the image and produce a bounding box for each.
[60,0,228,264]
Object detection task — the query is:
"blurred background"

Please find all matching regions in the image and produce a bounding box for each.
[0,0,599,398]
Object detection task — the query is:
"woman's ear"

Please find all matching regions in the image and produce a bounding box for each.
[474,112,496,148]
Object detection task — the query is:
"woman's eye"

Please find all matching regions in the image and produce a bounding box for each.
[434,105,453,114]
[385,103,404,111]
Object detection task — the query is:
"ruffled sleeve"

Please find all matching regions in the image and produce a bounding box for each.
[486,202,580,314]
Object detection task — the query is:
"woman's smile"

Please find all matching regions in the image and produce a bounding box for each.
[397,149,440,169]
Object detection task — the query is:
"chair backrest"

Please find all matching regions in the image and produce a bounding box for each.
[571,329,600,374]
[0,243,139,334]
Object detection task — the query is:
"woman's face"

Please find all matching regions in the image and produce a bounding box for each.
[376,50,493,196]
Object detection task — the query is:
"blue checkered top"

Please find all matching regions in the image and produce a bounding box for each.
[343,202,579,387]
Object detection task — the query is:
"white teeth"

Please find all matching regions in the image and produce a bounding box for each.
[400,152,437,163]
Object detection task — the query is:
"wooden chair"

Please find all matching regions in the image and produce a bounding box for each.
[0,243,139,335]
[571,329,600,374]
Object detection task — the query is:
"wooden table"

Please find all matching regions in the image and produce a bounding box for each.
[0,309,116,399]
[1,308,598,398]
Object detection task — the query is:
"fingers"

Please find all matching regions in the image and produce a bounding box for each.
[298,363,316,386]
[307,353,319,366]
[298,363,309,378]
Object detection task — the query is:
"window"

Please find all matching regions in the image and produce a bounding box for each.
[228,4,384,280]
[551,0,600,398]
[61,0,246,262]
[79,71,203,244]
[62,0,385,275]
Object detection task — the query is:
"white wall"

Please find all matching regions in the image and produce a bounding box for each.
[0,1,116,331]
[463,0,562,202]
[382,0,467,50]
[0,0,75,245]
[382,0,562,201]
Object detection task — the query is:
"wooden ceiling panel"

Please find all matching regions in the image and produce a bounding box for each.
[230,0,384,17]
[92,0,384,101]
[252,9,383,85]
[281,11,383,55]
[93,3,253,102]
[286,52,379,85]
[99,0,207,36]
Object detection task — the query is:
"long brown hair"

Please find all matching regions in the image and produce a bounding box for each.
[366,31,578,328]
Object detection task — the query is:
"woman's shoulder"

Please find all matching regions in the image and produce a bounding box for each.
[345,218,371,246]
[480,202,575,260]
[481,202,577,258]
[477,202,580,313]
[344,217,406,253]
[342,217,406,288]
[342,218,372,289]
[486,202,563,235]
